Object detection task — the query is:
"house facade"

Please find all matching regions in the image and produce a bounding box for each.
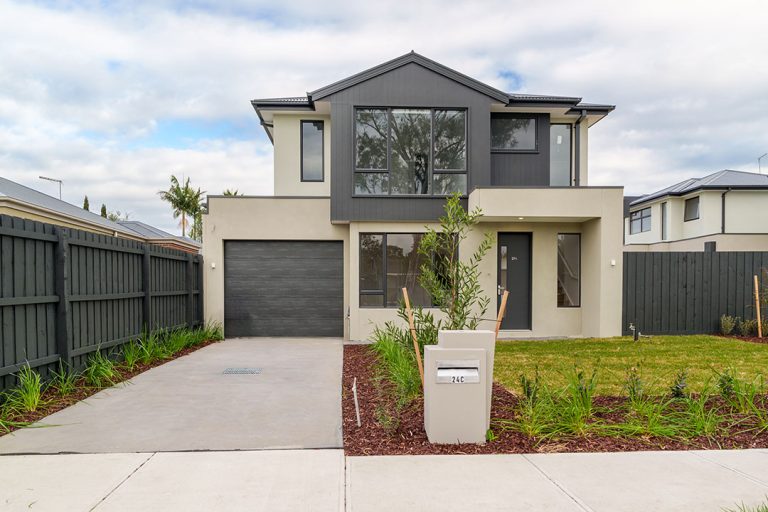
[203,53,624,340]
[625,170,768,252]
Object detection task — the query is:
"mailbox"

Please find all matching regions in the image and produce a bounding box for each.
[435,360,480,384]
[424,346,487,444]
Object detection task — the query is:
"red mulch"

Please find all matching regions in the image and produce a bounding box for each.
[342,344,768,456]
[1,339,220,436]
[718,334,768,345]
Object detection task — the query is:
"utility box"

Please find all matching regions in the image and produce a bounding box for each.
[423,346,487,444]
[437,330,496,430]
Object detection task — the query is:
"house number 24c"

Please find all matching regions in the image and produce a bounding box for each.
[450,375,466,383]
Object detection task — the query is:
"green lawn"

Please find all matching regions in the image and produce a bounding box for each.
[495,335,768,396]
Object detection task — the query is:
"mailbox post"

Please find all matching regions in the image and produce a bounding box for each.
[423,330,496,445]
[423,346,487,444]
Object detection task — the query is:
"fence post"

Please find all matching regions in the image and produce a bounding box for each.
[197,254,204,327]
[186,252,194,328]
[54,228,73,367]
[142,244,152,332]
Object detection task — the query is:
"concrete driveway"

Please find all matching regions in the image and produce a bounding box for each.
[0,337,343,454]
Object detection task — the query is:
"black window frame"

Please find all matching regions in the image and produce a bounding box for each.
[353,107,468,198]
[300,120,324,183]
[684,196,700,222]
[629,207,652,234]
[549,123,573,186]
[359,232,435,309]
[490,114,538,153]
[556,233,581,308]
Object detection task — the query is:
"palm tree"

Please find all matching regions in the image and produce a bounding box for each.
[158,175,205,238]
[223,188,242,196]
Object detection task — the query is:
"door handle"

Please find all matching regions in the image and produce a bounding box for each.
[497,285,505,296]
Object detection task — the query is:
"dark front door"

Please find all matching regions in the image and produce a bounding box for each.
[498,233,532,330]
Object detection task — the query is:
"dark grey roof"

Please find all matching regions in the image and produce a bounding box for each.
[117,220,201,248]
[0,177,137,236]
[630,170,768,207]
[250,96,313,109]
[623,196,643,218]
[308,51,511,103]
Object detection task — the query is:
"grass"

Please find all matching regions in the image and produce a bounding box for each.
[370,324,422,407]
[2,364,44,413]
[50,362,78,396]
[83,349,118,388]
[495,335,768,395]
[725,499,768,512]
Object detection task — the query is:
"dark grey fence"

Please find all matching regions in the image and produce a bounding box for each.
[0,214,203,391]
[623,251,768,335]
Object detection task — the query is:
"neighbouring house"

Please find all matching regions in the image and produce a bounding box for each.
[624,169,768,252]
[203,52,624,340]
[0,177,200,253]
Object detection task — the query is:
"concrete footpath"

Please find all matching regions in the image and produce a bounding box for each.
[2,449,768,511]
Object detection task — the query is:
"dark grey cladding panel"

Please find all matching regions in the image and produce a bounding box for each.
[490,113,551,187]
[224,241,344,337]
[326,62,495,222]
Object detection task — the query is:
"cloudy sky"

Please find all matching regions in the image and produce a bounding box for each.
[1,0,766,233]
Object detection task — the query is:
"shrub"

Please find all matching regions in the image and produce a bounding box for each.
[738,318,758,337]
[669,369,688,399]
[139,332,164,365]
[720,315,737,335]
[84,349,118,388]
[3,364,43,413]
[200,322,224,342]
[50,362,78,396]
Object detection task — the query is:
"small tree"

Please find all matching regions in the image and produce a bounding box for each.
[417,193,493,330]
[82,195,89,211]
[100,204,107,218]
[223,189,242,196]
[107,210,130,222]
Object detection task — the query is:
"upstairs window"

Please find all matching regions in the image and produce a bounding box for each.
[301,121,324,182]
[684,196,700,221]
[630,207,651,234]
[550,124,572,186]
[354,108,467,196]
[491,117,537,151]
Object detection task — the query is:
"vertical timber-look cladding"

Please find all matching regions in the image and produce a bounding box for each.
[329,62,495,222]
[489,113,551,186]
[0,213,203,392]
[622,251,768,335]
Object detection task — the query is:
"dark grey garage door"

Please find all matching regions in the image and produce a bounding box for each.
[224,241,344,337]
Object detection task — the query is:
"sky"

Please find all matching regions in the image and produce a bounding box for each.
[1,0,767,234]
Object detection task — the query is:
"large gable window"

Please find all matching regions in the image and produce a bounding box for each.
[355,108,467,196]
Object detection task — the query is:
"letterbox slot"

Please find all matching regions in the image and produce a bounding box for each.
[435,359,481,384]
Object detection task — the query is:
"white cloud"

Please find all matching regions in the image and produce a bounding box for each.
[0,0,767,234]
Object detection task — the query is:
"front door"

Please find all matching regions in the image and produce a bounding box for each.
[498,233,532,330]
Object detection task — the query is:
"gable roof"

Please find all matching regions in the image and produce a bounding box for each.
[630,170,768,207]
[0,177,137,236]
[118,220,201,249]
[308,51,511,103]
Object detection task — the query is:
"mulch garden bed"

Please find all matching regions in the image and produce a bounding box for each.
[1,339,220,437]
[719,334,768,345]
[342,344,768,456]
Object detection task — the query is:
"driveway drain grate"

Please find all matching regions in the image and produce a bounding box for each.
[223,368,262,375]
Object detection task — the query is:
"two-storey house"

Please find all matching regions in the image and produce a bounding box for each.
[202,52,624,340]
[625,169,768,251]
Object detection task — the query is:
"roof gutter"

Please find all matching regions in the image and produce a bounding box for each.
[721,187,732,234]
[573,110,587,186]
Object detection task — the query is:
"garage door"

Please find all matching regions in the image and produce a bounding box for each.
[224,241,344,337]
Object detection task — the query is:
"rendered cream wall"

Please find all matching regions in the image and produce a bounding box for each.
[578,121,589,185]
[724,191,768,232]
[681,192,720,239]
[202,197,350,338]
[625,234,768,252]
[272,113,331,197]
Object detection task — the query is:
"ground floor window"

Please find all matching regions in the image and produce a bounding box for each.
[359,233,431,307]
[557,233,580,307]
